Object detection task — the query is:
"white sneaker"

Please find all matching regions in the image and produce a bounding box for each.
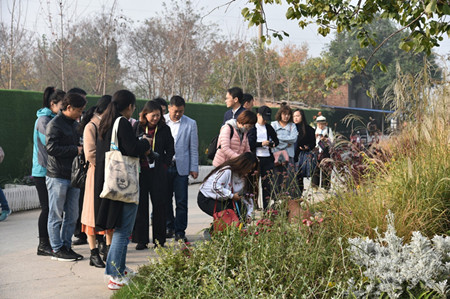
[107,276,129,291]
[124,266,136,278]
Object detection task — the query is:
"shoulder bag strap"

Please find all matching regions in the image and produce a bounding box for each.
[91,122,98,142]
[228,124,234,139]
[110,116,123,151]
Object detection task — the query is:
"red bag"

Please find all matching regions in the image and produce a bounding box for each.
[213,201,240,232]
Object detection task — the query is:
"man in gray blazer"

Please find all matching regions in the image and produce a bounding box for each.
[164,96,199,242]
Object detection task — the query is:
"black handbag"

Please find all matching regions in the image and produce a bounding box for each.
[71,153,88,189]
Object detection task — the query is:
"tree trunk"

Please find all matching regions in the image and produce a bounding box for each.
[8,0,16,89]
[59,2,65,90]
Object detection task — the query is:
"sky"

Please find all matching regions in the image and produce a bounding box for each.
[1,0,449,62]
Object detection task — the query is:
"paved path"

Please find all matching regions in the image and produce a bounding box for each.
[0,179,325,299]
[0,184,211,299]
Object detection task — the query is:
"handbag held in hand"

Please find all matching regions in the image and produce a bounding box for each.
[71,153,88,188]
[213,200,240,232]
[273,149,289,165]
[100,117,140,204]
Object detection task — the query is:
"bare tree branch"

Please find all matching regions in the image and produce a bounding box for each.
[366,11,426,67]
[201,0,236,21]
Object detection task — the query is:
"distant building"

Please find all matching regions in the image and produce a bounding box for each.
[324,82,374,109]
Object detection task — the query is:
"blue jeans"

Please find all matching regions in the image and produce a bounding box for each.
[105,202,138,277]
[46,177,80,251]
[0,188,10,211]
[166,165,189,237]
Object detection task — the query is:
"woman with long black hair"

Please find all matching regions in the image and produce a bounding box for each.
[293,109,316,196]
[78,95,113,268]
[93,90,151,290]
[198,152,258,218]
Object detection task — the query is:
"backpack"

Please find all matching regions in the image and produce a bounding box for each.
[206,124,234,160]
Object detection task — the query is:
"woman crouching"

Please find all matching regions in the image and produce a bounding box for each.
[198,152,258,222]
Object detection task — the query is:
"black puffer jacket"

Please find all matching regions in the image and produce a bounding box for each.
[45,111,80,180]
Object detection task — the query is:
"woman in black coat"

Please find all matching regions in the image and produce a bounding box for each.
[247,106,279,210]
[94,90,151,290]
[132,100,174,249]
[293,109,316,196]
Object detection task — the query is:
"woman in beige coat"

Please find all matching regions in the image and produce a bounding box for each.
[80,95,113,268]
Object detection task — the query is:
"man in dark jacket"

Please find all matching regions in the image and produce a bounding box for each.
[46,93,86,262]
[223,87,245,124]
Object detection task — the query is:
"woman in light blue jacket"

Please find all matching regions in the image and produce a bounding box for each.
[32,87,65,256]
[271,104,298,194]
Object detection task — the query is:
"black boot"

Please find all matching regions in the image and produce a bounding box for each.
[89,248,105,268]
[98,240,107,257]
[103,245,110,262]
[37,238,53,256]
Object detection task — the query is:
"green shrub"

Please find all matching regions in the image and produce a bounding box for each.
[113,213,354,298]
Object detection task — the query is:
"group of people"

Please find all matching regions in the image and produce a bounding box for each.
[31,87,198,290]
[197,87,335,224]
[25,84,334,291]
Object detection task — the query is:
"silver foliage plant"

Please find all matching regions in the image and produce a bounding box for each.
[346,211,449,298]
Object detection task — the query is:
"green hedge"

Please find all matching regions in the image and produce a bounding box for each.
[0,90,230,180]
[0,89,378,181]
[0,90,102,181]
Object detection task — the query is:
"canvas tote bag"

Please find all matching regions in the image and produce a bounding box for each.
[100,117,140,204]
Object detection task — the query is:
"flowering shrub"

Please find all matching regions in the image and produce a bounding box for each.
[347,211,449,298]
[321,136,391,187]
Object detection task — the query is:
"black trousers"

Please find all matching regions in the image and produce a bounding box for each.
[132,168,167,246]
[295,172,304,197]
[311,155,331,190]
[258,156,274,210]
[197,192,243,217]
[34,176,49,239]
[273,158,296,196]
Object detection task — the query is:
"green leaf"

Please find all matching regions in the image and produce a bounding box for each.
[425,0,437,14]
[324,78,333,88]
[298,20,308,28]
[399,41,412,52]
[368,37,377,47]
[359,58,367,69]
[372,62,386,72]
[442,4,450,14]
[241,8,250,18]
[286,7,295,19]
[345,56,352,65]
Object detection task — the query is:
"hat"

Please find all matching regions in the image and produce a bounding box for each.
[316,115,327,122]
[257,106,272,122]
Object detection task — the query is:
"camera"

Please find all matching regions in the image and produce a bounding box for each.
[148,150,160,162]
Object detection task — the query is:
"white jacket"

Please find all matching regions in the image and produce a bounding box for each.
[199,167,244,200]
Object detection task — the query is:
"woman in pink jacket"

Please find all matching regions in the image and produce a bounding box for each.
[213,110,257,167]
